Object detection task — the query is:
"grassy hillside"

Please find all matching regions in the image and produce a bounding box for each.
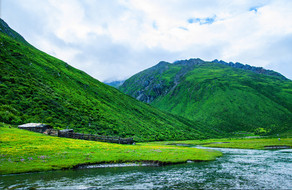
[149,137,292,150]
[0,124,222,174]
[119,59,292,135]
[0,19,220,141]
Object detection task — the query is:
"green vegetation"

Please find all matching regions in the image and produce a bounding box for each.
[0,19,219,141]
[202,138,292,149]
[120,59,292,136]
[0,125,222,175]
[149,137,292,150]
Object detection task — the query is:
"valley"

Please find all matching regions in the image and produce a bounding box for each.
[1,17,292,189]
[0,19,218,142]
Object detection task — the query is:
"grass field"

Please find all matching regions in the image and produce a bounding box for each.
[0,125,222,175]
[149,137,292,149]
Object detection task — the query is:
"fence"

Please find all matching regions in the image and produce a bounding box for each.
[56,130,134,144]
[19,127,134,144]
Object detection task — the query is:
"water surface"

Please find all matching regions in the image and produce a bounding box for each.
[1,147,291,189]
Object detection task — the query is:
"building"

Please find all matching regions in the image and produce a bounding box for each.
[58,129,74,137]
[18,123,52,133]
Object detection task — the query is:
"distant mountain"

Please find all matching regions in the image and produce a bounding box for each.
[104,80,125,88]
[119,58,292,135]
[0,19,220,141]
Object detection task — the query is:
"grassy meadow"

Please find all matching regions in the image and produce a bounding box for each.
[149,137,292,149]
[0,125,222,175]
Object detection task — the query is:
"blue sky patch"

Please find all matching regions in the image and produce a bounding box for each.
[249,7,258,13]
[249,5,262,13]
[152,21,158,30]
[178,26,188,31]
[188,16,216,25]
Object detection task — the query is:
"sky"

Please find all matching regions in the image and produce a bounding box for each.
[2,0,292,82]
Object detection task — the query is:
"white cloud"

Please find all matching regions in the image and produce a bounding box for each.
[2,0,292,81]
[34,36,81,64]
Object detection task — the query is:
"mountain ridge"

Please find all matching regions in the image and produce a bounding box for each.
[211,59,287,80]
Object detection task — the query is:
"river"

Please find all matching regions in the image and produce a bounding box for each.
[1,147,291,189]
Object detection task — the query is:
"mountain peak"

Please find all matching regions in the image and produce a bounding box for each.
[173,58,204,65]
[0,18,29,45]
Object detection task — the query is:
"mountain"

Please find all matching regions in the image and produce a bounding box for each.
[0,19,220,141]
[104,80,125,88]
[0,19,30,45]
[119,58,292,135]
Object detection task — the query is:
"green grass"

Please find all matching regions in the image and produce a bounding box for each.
[202,138,292,149]
[120,59,292,136]
[0,19,218,141]
[0,125,222,175]
[149,137,292,150]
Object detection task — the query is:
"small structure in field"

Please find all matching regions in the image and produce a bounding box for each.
[18,123,52,133]
[58,129,74,137]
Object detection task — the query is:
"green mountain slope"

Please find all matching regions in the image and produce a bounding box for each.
[119,58,292,135]
[0,19,219,141]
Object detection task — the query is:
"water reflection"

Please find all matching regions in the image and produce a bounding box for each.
[1,148,291,189]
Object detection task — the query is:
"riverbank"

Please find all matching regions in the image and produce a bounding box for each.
[0,125,222,175]
[148,137,292,149]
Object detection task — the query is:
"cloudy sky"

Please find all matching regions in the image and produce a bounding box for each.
[2,0,292,81]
